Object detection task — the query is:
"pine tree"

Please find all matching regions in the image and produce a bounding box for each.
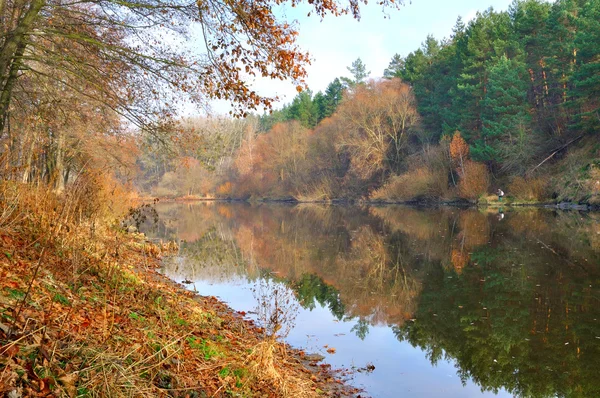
[480,55,534,173]
[313,91,327,124]
[323,78,344,118]
[510,0,551,120]
[383,54,405,79]
[423,34,441,60]
[287,90,318,129]
[454,9,513,141]
[542,0,584,135]
[341,58,370,88]
[571,0,600,132]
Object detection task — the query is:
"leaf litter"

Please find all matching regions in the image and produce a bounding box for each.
[0,218,361,397]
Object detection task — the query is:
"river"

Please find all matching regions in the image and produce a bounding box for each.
[143,202,600,397]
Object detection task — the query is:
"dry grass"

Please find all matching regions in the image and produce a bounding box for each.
[0,180,340,397]
[508,176,549,201]
[371,167,447,201]
[295,177,337,202]
[247,338,316,398]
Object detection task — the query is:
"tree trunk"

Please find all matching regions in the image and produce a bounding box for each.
[54,130,65,193]
[0,40,26,138]
[21,128,37,183]
[0,0,45,135]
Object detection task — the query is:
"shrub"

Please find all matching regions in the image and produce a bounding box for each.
[152,171,182,197]
[508,176,549,201]
[295,176,337,202]
[458,161,489,200]
[371,167,446,201]
[216,182,233,197]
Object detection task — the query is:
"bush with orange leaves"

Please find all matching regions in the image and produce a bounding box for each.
[508,176,549,201]
[216,181,233,197]
[450,249,469,275]
[449,131,469,169]
[458,160,490,200]
[448,132,489,200]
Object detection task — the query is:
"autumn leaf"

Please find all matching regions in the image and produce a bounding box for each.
[58,374,78,398]
[0,344,19,357]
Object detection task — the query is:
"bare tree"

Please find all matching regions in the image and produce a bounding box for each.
[337,78,419,180]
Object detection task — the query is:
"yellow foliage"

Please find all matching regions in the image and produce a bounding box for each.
[216,182,233,197]
[508,176,549,201]
[449,131,469,164]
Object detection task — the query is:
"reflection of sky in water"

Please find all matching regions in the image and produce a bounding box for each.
[172,276,511,397]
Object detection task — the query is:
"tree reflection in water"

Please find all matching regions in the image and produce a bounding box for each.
[146,203,600,398]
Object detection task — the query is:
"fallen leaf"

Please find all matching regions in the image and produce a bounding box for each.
[58,374,78,398]
[0,322,10,334]
[39,377,53,395]
[1,344,19,357]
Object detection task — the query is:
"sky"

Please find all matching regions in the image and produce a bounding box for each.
[206,0,515,115]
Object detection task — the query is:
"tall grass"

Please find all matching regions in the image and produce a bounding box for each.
[371,167,448,201]
[508,176,549,201]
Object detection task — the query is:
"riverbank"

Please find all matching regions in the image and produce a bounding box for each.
[142,195,600,211]
[0,184,357,397]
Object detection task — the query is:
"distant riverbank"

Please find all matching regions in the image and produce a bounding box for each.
[142,194,600,211]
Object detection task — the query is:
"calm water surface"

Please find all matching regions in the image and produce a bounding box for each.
[144,203,600,398]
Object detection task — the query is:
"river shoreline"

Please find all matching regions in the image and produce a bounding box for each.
[142,195,600,211]
[0,224,359,397]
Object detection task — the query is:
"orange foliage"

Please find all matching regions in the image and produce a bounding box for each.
[458,160,490,199]
[449,131,470,166]
[235,135,258,177]
[192,0,403,115]
[216,182,233,197]
[451,249,469,274]
[234,121,310,197]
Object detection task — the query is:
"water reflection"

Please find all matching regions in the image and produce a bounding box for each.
[145,203,600,397]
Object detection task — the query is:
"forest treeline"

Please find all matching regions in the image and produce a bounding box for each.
[141,0,600,204]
